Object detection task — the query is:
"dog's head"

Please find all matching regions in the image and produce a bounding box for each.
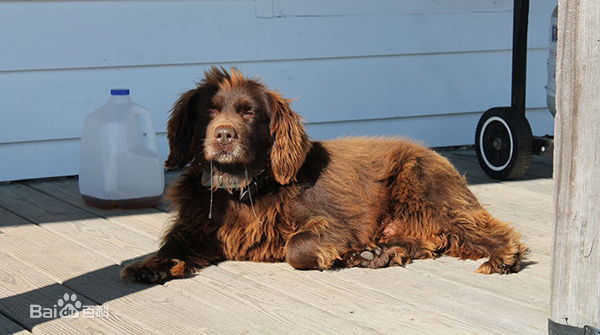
[165,66,311,185]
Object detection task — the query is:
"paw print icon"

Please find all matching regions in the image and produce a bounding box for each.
[57,293,82,318]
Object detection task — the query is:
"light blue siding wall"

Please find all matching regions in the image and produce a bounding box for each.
[0,0,556,182]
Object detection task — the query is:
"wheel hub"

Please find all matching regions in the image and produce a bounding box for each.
[492,138,503,150]
[479,117,514,171]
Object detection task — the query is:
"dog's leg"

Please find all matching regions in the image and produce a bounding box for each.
[372,212,526,274]
[120,254,189,284]
[384,149,527,274]
[121,222,222,283]
[285,216,353,270]
[443,209,527,274]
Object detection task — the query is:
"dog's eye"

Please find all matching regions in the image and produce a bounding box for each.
[207,109,218,118]
[242,108,256,119]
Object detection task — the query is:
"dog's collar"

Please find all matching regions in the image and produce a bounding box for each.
[201,166,272,202]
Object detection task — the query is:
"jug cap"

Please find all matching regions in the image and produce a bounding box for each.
[110,89,130,96]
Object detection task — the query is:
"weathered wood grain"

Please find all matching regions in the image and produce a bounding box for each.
[550,0,600,329]
[0,250,147,334]
[332,266,547,334]
[0,313,30,335]
[405,256,550,311]
[216,261,494,334]
[0,183,157,264]
[0,148,555,334]
[444,151,554,195]
[25,179,170,241]
[0,207,289,334]
[449,149,554,180]
[0,206,118,283]
[168,264,379,335]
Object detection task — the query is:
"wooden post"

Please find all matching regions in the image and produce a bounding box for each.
[549,0,600,334]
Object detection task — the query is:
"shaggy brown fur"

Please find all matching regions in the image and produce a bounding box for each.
[121,67,527,283]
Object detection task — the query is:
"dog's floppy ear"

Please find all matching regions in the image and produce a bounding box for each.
[164,85,216,170]
[267,91,311,185]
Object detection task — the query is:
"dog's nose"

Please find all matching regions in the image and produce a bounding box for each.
[215,125,237,145]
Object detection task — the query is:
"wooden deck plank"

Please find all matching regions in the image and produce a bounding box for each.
[0,206,293,334]
[22,180,396,333]
[167,265,380,335]
[464,181,554,281]
[216,261,496,334]
[470,186,553,230]
[0,148,554,334]
[469,183,552,215]
[326,149,552,335]
[447,148,553,179]
[406,257,550,312]
[67,269,282,335]
[332,266,547,335]
[443,151,554,195]
[470,187,554,266]
[443,152,554,240]
[310,258,549,334]
[0,206,120,284]
[501,178,554,198]
[0,183,157,264]
[0,313,30,335]
[0,250,147,335]
[25,179,170,241]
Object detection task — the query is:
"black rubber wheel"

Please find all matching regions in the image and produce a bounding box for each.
[475,107,533,180]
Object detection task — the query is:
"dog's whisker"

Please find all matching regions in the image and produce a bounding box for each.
[208,161,214,220]
[244,164,262,224]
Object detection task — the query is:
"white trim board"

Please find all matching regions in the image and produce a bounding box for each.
[1,50,551,143]
[0,0,555,72]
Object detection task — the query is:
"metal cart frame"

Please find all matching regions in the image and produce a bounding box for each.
[475,0,554,180]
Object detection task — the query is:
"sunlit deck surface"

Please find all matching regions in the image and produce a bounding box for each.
[0,148,553,334]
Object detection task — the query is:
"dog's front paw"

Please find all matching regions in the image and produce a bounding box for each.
[120,255,187,284]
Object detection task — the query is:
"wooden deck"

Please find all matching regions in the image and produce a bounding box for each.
[0,148,553,335]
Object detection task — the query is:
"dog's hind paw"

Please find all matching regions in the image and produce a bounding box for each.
[358,247,383,266]
[353,246,411,268]
[475,241,527,274]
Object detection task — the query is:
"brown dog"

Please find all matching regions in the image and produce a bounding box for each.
[121,67,526,283]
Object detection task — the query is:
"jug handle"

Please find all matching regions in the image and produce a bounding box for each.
[136,109,159,152]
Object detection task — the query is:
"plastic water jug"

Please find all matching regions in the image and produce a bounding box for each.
[79,89,164,209]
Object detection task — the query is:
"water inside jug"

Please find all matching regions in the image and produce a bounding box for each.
[79,89,165,209]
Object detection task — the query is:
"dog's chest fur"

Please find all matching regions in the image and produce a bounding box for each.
[215,198,293,262]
